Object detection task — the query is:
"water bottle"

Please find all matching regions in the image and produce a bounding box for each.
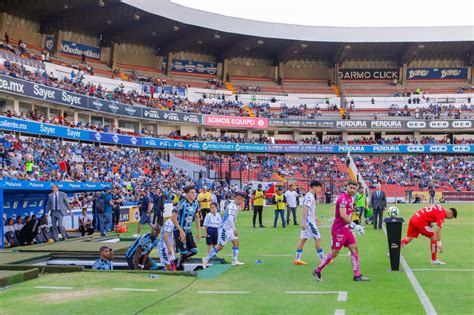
[149,274,160,279]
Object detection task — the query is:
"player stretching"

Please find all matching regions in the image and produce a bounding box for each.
[314,181,369,282]
[171,186,201,270]
[294,180,324,265]
[158,218,176,271]
[401,204,457,265]
[202,192,246,268]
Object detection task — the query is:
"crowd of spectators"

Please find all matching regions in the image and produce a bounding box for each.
[354,154,473,191]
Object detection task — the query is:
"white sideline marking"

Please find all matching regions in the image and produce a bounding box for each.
[412,269,474,272]
[285,291,348,301]
[112,288,158,292]
[34,286,74,290]
[382,227,437,315]
[334,309,346,315]
[198,291,250,294]
[261,254,292,257]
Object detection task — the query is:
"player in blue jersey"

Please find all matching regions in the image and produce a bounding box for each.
[171,186,202,270]
[202,192,246,268]
[158,218,176,271]
[92,246,114,270]
[125,224,161,270]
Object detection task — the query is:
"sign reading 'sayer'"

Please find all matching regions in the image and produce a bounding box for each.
[205,115,268,129]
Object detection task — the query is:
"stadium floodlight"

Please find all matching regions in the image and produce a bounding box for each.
[245,46,250,50]
[173,25,180,31]
[197,40,203,44]
[257,40,264,45]
[134,14,141,20]
[418,44,425,49]
[300,43,307,49]
[344,45,351,49]
[98,0,105,7]
[214,33,221,39]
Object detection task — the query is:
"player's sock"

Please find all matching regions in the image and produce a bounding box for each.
[295,249,303,261]
[316,252,334,272]
[316,248,324,260]
[430,240,437,261]
[351,252,361,277]
[205,247,219,261]
[401,238,409,248]
[232,246,239,262]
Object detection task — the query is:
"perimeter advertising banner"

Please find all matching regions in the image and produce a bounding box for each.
[406,68,468,80]
[338,69,399,80]
[204,115,269,129]
[60,40,101,59]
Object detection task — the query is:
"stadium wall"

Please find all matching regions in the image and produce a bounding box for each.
[281,61,332,80]
[1,13,43,48]
[228,58,275,78]
[112,43,161,70]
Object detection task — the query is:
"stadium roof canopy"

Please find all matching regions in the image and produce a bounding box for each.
[2,0,473,63]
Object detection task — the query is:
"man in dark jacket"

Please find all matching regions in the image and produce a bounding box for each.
[370,184,387,230]
[152,188,165,226]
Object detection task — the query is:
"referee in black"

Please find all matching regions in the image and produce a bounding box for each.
[171,186,202,270]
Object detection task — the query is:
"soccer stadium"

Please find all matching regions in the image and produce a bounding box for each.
[0,0,473,314]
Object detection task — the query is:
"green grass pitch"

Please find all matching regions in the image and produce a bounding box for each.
[0,203,472,315]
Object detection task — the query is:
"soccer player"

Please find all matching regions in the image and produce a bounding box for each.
[313,181,369,282]
[202,192,246,268]
[171,186,201,270]
[92,246,114,270]
[294,180,324,265]
[125,224,161,270]
[401,204,457,265]
[158,218,176,271]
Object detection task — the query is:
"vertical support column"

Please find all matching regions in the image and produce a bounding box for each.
[55,30,65,54]
[110,42,118,69]
[401,63,407,85]
[0,12,7,38]
[0,187,3,249]
[222,58,229,81]
[13,99,20,114]
[166,52,173,76]
[342,130,348,143]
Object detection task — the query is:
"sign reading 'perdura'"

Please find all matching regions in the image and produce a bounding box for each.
[338,69,399,80]
[205,115,268,129]
[406,68,468,80]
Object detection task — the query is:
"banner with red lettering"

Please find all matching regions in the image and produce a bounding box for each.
[442,191,474,201]
[204,115,268,129]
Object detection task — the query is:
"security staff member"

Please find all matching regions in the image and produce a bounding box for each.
[252,184,265,228]
[273,187,286,228]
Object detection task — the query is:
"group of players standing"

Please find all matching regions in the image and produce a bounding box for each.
[99,179,457,282]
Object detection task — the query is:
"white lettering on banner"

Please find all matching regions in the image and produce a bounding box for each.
[207,116,263,127]
[336,121,367,128]
[112,134,119,143]
[143,110,160,119]
[188,143,200,149]
[61,91,81,106]
[92,100,103,110]
[0,78,25,93]
[452,121,472,128]
[125,106,137,116]
[163,113,179,121]
[202,143,208,150]
[159,141,170,147]
[61,43,100,59]
[183,115,200,123]
[429,146,447,152]
[28,182,44,188]
[66,128,81,138]
[408,69,429,79]
[131,137,137,145]
[440,69,461,79]
[4,182,22,187]
[339,70,398,80]
[39,124,56,135]
[452,146,470,152]
[108,104,119,114]
[0,119,28,130]
[33,85,55,100]
[429,121,449,128]
[406,121,427,128]
[339,146,365,152]
[407,146,425,152]
[373,146,400,152]
[95,132,101,141]
[173,141,185,148]
[371,121,402,128]
[145,139,157,146]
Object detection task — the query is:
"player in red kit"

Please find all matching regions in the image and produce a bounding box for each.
[401,204,457,265]
[313,181,369,282]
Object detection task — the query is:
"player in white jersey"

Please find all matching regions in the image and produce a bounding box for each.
[202,192,246,268]
[294,180,324,265]
[158,218,176,271]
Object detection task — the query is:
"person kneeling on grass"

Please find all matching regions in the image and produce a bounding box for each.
[92,246,114,270]
[79,208,95,236]
[202,192,246,268]
[125,224,161,270]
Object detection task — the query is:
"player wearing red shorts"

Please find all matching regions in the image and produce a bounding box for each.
[401,204,457,265]
[313,181,369,282]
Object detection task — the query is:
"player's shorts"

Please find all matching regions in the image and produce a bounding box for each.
[139,213,151,225]
[173,230,197,254]
[158,243,175,266]
[126,256,159,270]
[206,227,218,245]
[300,220,321,240]
[331,228,356,251]
[218,227,237,246]
[406,216,435,238]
